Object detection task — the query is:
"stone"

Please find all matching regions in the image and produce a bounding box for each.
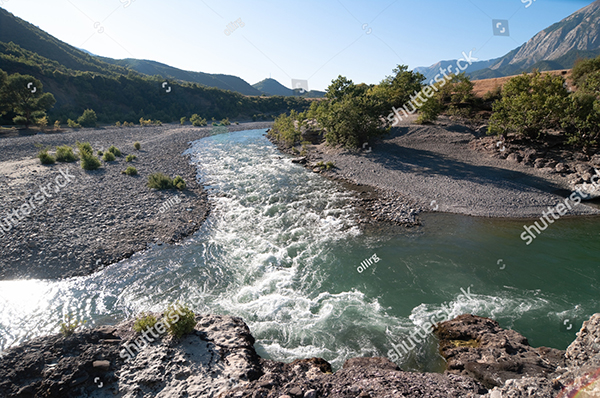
[288,386,303,397]
[304,389,317,398]
[555,163,568,173]
[92,360,110,371]
[575,163,594,175]
[507,153,522,163]
[534,158,546,168]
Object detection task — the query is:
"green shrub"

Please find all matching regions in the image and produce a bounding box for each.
[180,117,187,125]
[133,313,157,333]
[55,145,77,162]
[67,119,81,128]
[190,114,207,126]
[77,142,101,170]
[122,166,138,176]
[147,173,173,189]
[38,148,55,165]
[76,142,93,154]
[115,121,122,127]
[108,145,122,157]
[173,176,186,190]
[134,142,141,150]
[54,120,61,130]
[489,71,569,139]
[77,109,97,127]
[166,303,196,338]
[97,150,103,156]
[103,151,116,161]
[221,118,231,126]
[126,154,136,162]
[60,314,86,337]
[325,161,335,170]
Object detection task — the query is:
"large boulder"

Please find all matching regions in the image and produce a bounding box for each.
[434,314,565,388]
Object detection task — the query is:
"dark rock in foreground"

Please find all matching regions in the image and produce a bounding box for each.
[1,313,600,397]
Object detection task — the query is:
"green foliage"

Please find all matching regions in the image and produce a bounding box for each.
[102,151,116,161]
[122,166,138,176]
[316,76,390,148]
[77,141,101,170]
[108,145,121,157]
[97,150,103,156]
[489,71,570,139]
[220,117,230,126]
[139,117,152,126]
[37,115,48,128]
[325,161,335,170]
[67,119,81,128]
[180,117,187,125]
[59,314,86,337]
[55,145,77,162]
[190,114,207,126]
[54,120,60,130]
[572,55,600,88]
[172,175,186,190]
[134,142,141,150]
[561,92,600,148]
[1,73,56,128]
[147,172,173,189]
[166,303,196,338]
[126,154,136,162]
[372,65,425,111]
[37,147,55,164]
[77,109,97,127]
[115,121,121,127]
[133,313,157,333]
[270,110,302,147]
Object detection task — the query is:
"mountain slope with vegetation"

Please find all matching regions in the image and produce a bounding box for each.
[101,58,263,96]
[0,8,309,125]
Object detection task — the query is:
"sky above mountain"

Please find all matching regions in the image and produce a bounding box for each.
[1,0,593,91]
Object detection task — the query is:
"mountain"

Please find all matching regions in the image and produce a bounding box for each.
[416,0,600,81]
[252,78,326,98]
[253,78,293,96]
[100,58,263,96]
[414,58,499,83]
[0,7,263,97]
[0,7,309,124]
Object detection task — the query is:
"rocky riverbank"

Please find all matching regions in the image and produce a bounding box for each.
[0,122,272,280]
[1,312,599,397]
[269,115,600,222]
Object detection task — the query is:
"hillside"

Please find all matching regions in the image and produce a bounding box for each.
[0,8,309,124]
[471,69,573,97]
[101,58,263,96]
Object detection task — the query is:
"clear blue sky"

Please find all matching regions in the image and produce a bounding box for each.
[2,0,593,91]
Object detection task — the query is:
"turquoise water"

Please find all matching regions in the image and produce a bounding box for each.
[0,129,599,372]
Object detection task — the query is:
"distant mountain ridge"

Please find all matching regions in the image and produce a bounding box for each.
[415,0,600,80]
[252,78,325,98]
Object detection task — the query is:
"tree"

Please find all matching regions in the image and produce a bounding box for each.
[2,74,56,128]
[372,65,425,110]
[0,69,8,117]
[77,109,97,127]
[315,76,390,148]
[489,71,569,139]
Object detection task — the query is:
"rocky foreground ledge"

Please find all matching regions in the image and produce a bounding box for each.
[1,314,600,398]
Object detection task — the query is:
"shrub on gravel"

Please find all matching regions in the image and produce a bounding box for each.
[190,114,207,126]
[37,148,55,164]
[55,145,77,162]
[173,176,186,190]
[221,118,231,126]
[60,314,86,337]
[77,109,97,128]
[107,145,122,157]
[102,151,116,161]
[77,142,101,170]
[134,142,141,150]
[97,150,103,156]
[166,303,196,338]
[122,166,138,176]
[67,119,81,128]
[126,154,136,162]
[147,173,173,189]
[133,313,157,333]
